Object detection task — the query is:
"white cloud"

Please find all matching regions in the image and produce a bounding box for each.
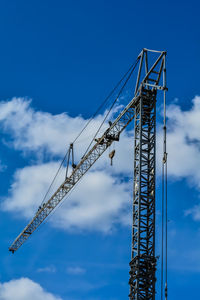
[0,278,62,300]
[157,95,200,222]
[0,98,121,159]
[2,162,131,233]
[54,170,131,232]
[162,96,200,183]
[2,162,65,219]
[0,98,71,156]
[2,95,200,230]
[0,97,134,174]
[185,205,200,221]
[0,97,133,233]
[66,267,86,275]
[37,266,56,273]
[0,98,99,157]
[0,160,7,172]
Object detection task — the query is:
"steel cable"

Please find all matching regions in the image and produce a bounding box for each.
[39,57,140,206]
[82,57,139,158]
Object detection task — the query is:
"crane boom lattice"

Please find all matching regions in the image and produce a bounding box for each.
[9,94,138,252]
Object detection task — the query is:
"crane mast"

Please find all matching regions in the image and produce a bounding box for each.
[9,49,167,300]
[129,88,157,299]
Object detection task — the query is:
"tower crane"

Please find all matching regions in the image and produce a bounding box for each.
[9,48,167,300]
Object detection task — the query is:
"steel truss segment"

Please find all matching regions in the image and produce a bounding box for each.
[135,49,166,98]
[129,88,156,300]
[9,95,139,253]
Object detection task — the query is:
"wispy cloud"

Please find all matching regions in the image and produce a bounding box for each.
[66,267,86,275]
[0,160,7,172]
[37,266,56,273]
[185,205,200,221]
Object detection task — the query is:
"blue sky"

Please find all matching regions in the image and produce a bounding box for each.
[0,0,199,299]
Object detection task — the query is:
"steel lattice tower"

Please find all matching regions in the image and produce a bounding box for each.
[129,87,157,299]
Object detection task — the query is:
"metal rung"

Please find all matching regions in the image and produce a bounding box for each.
[151,70,159,75]
[147,78,157,82]
[144,82,165,90]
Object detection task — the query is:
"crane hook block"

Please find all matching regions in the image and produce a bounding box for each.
[109,150,115,166]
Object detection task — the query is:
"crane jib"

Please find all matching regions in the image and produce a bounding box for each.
[9,94,139,253]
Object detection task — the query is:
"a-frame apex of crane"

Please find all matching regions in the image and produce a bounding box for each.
[135,48,167,96]
[9,48,167,300]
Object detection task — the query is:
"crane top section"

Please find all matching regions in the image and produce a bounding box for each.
[135,48,167,96]
[9,49,167,253]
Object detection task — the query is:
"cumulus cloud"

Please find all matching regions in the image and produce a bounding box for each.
[53,170,131,232]
[161,95,200,183]
[0,97,133,233]
[0,98,132,164]
[2,162,65,219]
[2,95,200,230]
[0,278,62,300]
[0,98,85,157]
[2,162,131,232]
[0,97,134,172]
[156,95,200,187]
[157,95,200,222]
